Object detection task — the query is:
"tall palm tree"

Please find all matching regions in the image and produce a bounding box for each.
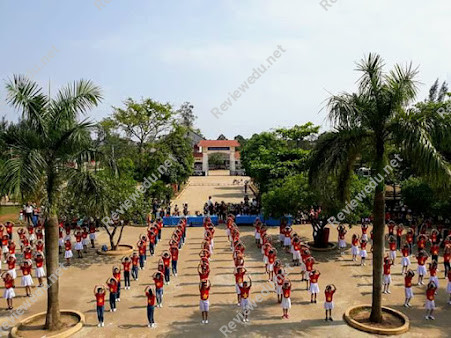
[309,54,451,322]
[0,75,102,330]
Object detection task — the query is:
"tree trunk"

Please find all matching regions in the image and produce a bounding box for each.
[369,139,386,323]
[44,214,62,330]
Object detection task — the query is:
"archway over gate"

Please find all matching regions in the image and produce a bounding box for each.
[196,140,240,176]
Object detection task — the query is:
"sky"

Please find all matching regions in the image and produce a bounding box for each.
[0,0,450,139]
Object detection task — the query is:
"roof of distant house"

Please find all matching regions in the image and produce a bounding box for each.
[198,140,240,148]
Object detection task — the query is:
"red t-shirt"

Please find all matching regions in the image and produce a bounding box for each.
[200,286,210,300]
[131,256,139,266]
[282,286,291,298]
[154,275,164,289]
[170,247,179,261]
[310,272,320,283]
[325,289,335,302]
[146,292,156,305]
[107,282,117,293]
[402,248,409,257]
[426,288,436,301]
[113,271,121,282]
[162,256,170,267]
[404,275,413,288]
[96,293,105,306]
[239,286,251,299]
[417,256,427,266]
[383,262,392,275]
[35,257,44,268]
[389,242,396,251]
[235,271,245,284]
[122,261,131,272]
[21,265,31,275]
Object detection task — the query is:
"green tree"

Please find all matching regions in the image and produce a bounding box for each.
[309,54,451,322]
[0,76,102,330]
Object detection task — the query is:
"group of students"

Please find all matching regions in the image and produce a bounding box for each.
[274,220,337,320]
[198,217,214,324]
[59,222,97,265]
[93,218,186,328]
[1,221,47,310]
[339,220,451,320]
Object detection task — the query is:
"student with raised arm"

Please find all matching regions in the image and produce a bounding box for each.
[199,279,211,324]
[324,284,337,321]
[240,276,252,322]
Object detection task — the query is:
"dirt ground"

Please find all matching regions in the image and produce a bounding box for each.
[0,172,449,338]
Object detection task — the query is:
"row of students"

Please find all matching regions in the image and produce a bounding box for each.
[199,217,215,324]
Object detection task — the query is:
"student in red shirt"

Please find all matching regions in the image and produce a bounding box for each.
[234,266,246,306]
[121,257,131,290]
[444,245,450,280]
[406,229,414,255]
[64,239,73,266]
[383,257,393,294]
[6,255,17,279]
[425,281,437,320]
[131,253,139,281]
[416,250,429,285]
[89,223,97,248]
[199,279,211,324]
[153,271,164,308]
[170,245,179,277]
[137,240,146,270]
[360,239,368,266]
[161,251,171,284]
[403,269,415,307]
[239,277,252,322]
[106,277,118,312]
[34,252,45,287]
[324,284,337,321]
[430,242,439,264]
[401,243,410,275]
[94,285,106,327]
[1,234,9,262]
[388,235,397,265]
[147,227,156,256]
[20,259,33,296]
[281,279,292,319]
[82,227,89,253]
[145,285,156,328]
[112,266,121,301]
[396,224,403,250]
[2,271,15,310]
[5,222,13,240]
[428,261,439,289]
[309,269,321,303]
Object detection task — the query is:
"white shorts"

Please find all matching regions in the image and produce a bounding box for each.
[58,239,64,246]
[75,242,83,250]
[351,246,359,256]
[29,234,36,242]
[447,281,451,294]
[281,297,291,309]
[324,301,334,310]
[199,299,209,312]
[425,300,435,310]
[283,237,291,246]
[255,232,260,240]
[279,234,284,242]
[3,288,15,299]
[263,256,268,264]
[417,265,426,276]
[383,274,391,285]
[2,246,9,254]
[401,257,410,267]
[339,239,346,248]
[429,276,439,288]
[276,284,282,295]
[8,269,17,279]
[310,282,320,294]
[390,250,396,260]
[405,287,413,299]
[83,238,90,246]
[64,235,71,241]
[21,274,34,286]
[89,233,96,240]
[293,251,301,260]
[36,267,46,278]
[235,283,242,294]
[241,298,250,311]
[226,229,231,237]
[268,263,274,272]
[360,250,367,258]
[65,250,73,259]
[362,234,368,241]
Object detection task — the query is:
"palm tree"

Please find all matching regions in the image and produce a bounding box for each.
[0,75,102,330]
[309,54,451,322]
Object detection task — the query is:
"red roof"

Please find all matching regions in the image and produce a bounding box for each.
[198,140,240,148]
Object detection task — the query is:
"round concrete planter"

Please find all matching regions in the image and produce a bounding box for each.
[307,241,337,252]
[97,244,134,256]
[343,305,410,335]
[10,310,84,338]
